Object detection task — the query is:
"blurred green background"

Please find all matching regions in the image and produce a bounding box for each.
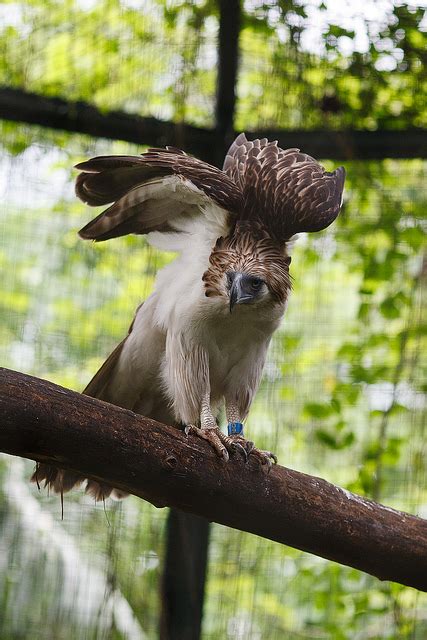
[0,1,426,638]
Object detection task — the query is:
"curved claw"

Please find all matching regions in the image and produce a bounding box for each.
[185,424,277,471]
[230,441,248,462]
[186,425,231,462]
[184,424,198,436]
[245,440,255,457]
[248,448,278,472]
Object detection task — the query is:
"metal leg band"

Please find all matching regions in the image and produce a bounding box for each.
[227,422,244,436]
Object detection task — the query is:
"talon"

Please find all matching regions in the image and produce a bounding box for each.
[231,442,248,462]
[188,422,277,470]
[246,440,255,454]
[248,448,278,471]
[184,424,197,437]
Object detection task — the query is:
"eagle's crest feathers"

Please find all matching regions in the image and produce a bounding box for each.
[224,133,345,241]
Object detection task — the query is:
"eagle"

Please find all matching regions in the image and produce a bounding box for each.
[32,133,345,500]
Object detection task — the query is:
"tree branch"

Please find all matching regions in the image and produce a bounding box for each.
[1,366,426,591]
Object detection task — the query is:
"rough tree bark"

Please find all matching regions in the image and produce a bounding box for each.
[1,366,427,592]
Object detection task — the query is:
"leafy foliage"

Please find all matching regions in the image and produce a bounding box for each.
[1,125,425,640]
[0,1,426,129]
[0,1,426,639]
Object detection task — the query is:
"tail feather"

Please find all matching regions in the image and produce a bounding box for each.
[31,462,59,489]
[85,479,113,501]
[31,463,84,494]
[31,463,116,502]
[111,488,129,500]
[58,471,85,493]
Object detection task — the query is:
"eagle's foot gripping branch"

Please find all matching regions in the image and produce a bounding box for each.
[184,424,277,469]
[224,434,277,470]
[184,424,230,461]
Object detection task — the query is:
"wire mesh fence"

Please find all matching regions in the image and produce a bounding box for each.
[0,119,425,638]
[0,1,426,638]
[1,1,425,131]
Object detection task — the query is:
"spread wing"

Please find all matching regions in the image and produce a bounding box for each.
[76,147,242,242]
[223,133,345,241]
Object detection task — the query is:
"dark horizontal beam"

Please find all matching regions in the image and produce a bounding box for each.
[0,87,214,161]
[0,87,426,160]
[1,366,427,592]
[259,127,427,160]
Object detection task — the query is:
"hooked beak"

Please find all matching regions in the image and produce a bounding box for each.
[228,273,257,313]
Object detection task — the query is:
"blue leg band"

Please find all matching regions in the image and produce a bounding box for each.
[227,422,244,436]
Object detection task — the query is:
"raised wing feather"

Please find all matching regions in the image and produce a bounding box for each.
[223,133,345,241]
[82,337,128,399]
[76,147,242,242]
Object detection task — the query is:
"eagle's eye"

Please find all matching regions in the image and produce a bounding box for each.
[248,276,264,291]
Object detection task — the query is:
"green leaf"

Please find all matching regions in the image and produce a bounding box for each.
[315,428,355,450]
[315,429,337,448]
[379,297,400,319]
[304,402,334,419]
[400,226,425,250]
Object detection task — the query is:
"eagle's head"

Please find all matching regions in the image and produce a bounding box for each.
[226,271,270,313]
[203,224,292,313]
[198,133,345,315]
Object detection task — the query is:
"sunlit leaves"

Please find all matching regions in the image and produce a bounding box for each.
[0,3,426,637]
[0,1,425,135]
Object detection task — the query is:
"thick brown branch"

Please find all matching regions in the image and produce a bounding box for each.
[1,87,427,160]
[1,366,426,591]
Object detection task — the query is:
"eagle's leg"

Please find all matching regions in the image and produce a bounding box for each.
[185,391,230,460]
[185,394,276,467]
[224,402,278,469]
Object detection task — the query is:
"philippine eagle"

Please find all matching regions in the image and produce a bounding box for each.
[32,133,345,500]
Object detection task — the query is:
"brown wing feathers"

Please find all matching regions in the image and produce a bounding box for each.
[141,148,242,212]
[75,147,241,241]
[76,136,345,244]
[75,162,171,206]
[223,133,345,241]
